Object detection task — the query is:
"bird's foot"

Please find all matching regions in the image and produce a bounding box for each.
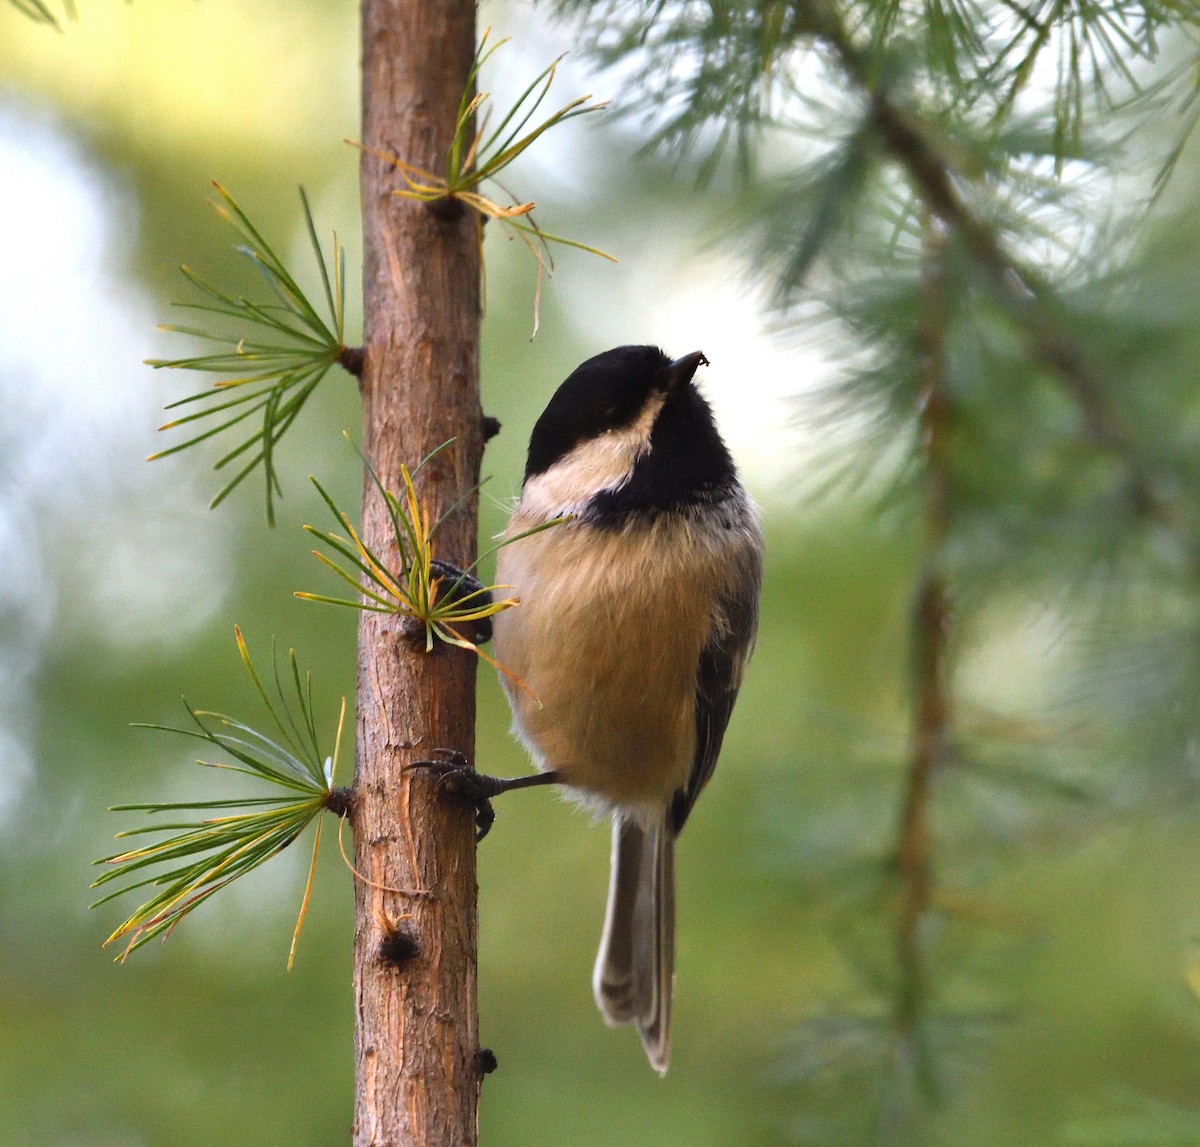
[428,560,493,644]
[407,749,504,841]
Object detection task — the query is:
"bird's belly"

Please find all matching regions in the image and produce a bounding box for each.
[494,520,719,814]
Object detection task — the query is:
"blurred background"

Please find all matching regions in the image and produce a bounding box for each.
[5,0,1200,1143]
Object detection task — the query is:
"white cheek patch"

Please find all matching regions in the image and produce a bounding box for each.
[519,393,665,521]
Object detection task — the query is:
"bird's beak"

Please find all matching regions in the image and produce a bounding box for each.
[662,350,710,391]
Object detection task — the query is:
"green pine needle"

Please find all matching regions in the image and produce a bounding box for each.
[295,434,564,684]
[146,184,353,525]
[358,27,617,337]
[92,627,347,968]
[6,0,69,27]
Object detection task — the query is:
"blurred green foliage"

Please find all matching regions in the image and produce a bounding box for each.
[4,1,1200,1146]
[6,0,72,29]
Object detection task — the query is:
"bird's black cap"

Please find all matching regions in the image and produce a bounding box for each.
[524,345,738,521]
[525,345,710,481]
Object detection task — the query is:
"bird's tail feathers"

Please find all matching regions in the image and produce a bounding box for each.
[593,814,675,1074]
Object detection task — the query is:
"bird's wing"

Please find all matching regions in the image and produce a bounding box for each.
[669,543,762,836]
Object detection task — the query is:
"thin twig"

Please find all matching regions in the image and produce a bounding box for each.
[892,217,951,1093]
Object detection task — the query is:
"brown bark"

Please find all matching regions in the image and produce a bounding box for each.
[353,3,485,1145]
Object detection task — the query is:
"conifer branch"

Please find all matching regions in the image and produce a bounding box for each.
[893,219,951,1102]
[799,0,1193,549]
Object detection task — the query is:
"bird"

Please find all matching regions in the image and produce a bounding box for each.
[423,345,762,1074]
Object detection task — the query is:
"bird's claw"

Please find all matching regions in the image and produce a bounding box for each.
[428,560,494,644]
[407,750,498,841]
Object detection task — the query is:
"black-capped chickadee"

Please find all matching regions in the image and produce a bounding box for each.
[496,344,763,1074]
[423,346,762,1074]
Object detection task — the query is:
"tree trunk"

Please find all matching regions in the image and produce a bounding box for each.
[353,2,484,1144]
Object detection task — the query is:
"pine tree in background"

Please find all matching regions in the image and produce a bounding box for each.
[548,1,1200,1142]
